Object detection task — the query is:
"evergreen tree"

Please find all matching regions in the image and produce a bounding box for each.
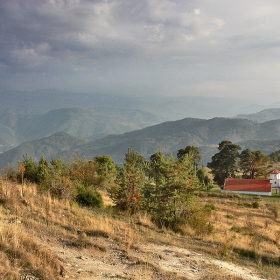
[109,149,148,214]
[207,140,241,185]
[239,149,269,179]
[20,154,38,183]
[92,155,116,188]
[177,146,201,167]
[37,156,50,186]
[49,158,73,199]
[197,167,212,190]
[144,153,199,230]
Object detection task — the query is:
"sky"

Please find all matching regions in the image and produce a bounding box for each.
[1,0,280,102]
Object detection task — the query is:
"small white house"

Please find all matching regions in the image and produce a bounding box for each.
[270,169,280,194]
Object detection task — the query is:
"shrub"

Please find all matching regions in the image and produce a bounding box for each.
[76,188,104,208]
[188,213,214,236]
[204,203,216,213]
[185,202,215,236]
[252,201,260,209]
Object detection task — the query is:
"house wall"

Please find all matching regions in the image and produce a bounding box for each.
[270,173,280,180]
[221,190,271,196]
[270,179,280,187]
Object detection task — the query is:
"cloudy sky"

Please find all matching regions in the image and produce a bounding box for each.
[1,0,280,102]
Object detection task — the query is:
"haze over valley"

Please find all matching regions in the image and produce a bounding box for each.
[1,90,280,168]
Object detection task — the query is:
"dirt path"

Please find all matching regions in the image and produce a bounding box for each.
[47,237,268,280]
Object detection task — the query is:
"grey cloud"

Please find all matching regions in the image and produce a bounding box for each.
[1,0,280,101]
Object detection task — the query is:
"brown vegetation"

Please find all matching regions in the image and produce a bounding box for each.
[0,180,279,279]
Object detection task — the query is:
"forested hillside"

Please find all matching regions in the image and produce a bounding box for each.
[3,117,280,168]
[0,108,163,153]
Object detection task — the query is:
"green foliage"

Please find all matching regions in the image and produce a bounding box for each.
[239,148,269,179]
[11,147,214,233]
[204,203,216,212]
[92,155,116,188]
[144,153,201,231]
[70,157,99,188]
[187,199,214,236]
[177,146,201,166]
[252,201,260,209]
[20,154,38,183]
[197,167,212,189]
[37,156,49,186]
[269,150,280,163]
[108,148,212,233]
[109,149,148,214]
[76,187,104,208]
[207,140,241,186]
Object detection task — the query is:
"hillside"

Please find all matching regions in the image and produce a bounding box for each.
[0,132,85,168]
[0,108,163,153]
[2,117,280,168]
[235,108,280,123]
[0,180,279,279]
[58,117,280,163]
[2,89,280,155]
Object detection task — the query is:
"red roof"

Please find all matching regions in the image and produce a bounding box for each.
[270,169,280,174]
[223,178,271,192]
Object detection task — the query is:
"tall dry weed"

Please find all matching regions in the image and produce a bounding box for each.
[270,202,280,219]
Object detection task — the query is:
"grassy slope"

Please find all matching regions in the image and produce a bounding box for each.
[0,181,279,279]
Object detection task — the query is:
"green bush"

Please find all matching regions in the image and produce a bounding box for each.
[204,203,216,213]
[76,188,104,208]
[252,201,260,209]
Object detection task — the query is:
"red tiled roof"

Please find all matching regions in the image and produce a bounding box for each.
[223,178,271,192]
[270,169,280,174]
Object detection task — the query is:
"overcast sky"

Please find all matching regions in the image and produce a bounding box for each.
[1,0,280,102]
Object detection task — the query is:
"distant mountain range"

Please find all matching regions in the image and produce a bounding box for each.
[0,89,276,119]
[2,117,280,169]
[0,107,163,153]
[235,108,280,122]
[1,89,280,169]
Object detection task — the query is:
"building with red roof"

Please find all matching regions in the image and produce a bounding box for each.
[222,169,280,196]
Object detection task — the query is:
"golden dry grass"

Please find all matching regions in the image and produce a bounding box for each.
[0,180,145,279]
[0,179,279,279]
[196,193,280,272]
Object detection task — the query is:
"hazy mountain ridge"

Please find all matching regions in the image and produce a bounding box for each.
[1,89,276,119]
[2,90,280,168]
[2,89,277,154]
[0,132,85,168]
[235,107,280,122]
[2,117,280,168]
[0,107,163,153]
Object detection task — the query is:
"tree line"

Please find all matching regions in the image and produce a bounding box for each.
[2,140,275,232]
[2,147,213,233]
[207,140,271,186]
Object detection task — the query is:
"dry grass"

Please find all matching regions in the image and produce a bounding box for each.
[197,193,280,274]
[0,180,141,279]
[0,180,279,279]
